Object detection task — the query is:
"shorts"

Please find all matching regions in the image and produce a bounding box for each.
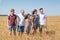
[39,25,44,32]
[40,25,44,28]
[18,26,24,32]
[9,25,16,32]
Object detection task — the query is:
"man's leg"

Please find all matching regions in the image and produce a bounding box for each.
[18,26,21,36]
[13,26,16,35]
[39,25,43,33]
[18,26,24,36]
[21,26,24,35]
[9,26,12,35]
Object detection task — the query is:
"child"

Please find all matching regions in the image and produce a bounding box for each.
[24,14,32,35]
[8,9,17,35]
[32,9,40,34]
[39,8,47,34]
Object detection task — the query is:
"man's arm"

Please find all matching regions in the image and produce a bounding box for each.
[15,17,18,27]
[7,16,10,27]
[44,16,47,29]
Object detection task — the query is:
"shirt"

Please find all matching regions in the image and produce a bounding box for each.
[8,14,17,26]
[39,13,46,25]
[17,13,24,26]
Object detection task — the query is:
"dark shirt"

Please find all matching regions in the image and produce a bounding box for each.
[8,14,17,26]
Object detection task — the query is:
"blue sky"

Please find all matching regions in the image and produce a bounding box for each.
[0,0,60,16]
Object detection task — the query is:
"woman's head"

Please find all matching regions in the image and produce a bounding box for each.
[25,14,30,19]
[32,9,37,15]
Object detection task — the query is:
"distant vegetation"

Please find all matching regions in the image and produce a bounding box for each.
[0,15,8,16]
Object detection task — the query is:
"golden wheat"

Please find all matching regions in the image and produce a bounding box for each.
[0,16,60,40]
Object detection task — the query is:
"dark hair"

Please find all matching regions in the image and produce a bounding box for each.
[25,14,30,19]
[10,9,15,12]
[39,8,43,10]
[32,9,37,14]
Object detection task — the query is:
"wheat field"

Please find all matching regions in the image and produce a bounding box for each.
[0,16,60,40]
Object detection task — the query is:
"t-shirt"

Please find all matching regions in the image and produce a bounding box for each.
[17,13,24,26]
[39,13,46,25]
[8,14,17,26]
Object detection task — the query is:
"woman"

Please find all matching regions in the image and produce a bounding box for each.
[32,9,40,34]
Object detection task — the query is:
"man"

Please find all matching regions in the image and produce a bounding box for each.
[8,9,17,35]
[39,8,47,34]
[17,9,25,36]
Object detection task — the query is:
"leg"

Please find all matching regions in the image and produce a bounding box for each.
[9,26,12,35]
[18,26,21,36]
[13,26,16,35]
[44,26,48,34]
[13,31,16,35]
[39,25,43,33]
[21,26,24,35]
[10,31,12,35]
[32,27,36,35]
[26,28,30,35]
[18,26,24,36]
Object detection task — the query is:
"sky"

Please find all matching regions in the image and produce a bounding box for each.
[0,0,60,16]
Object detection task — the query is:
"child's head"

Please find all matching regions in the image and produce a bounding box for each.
[25,14,30,19]
[30,15,34,20]
[10,9,15,15]
[39,8,43,14]
[32,9,37,16]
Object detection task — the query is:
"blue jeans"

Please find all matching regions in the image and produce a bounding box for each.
[9,25,16,32]
[18,26,24,32]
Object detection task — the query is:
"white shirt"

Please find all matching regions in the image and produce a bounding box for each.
[39,13,46,25]
[17,13,24,26]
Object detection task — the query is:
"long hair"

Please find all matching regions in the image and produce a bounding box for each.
[25,14,30,19]
[32,9,37,15]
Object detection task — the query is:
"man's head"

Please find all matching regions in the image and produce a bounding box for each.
[10,9,15,15]
[39,8,43,14]
[20,9,25,15]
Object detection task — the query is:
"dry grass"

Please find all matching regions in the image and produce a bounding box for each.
[0,16,60,40]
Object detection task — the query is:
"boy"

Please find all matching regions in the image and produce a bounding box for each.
[8,9,17,35]
[39,8,47,33]
[17,9,25,36]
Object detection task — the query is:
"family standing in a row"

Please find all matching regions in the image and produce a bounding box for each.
[8,8,47,36]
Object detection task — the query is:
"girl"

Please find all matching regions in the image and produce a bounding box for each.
[24,14,32,35]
